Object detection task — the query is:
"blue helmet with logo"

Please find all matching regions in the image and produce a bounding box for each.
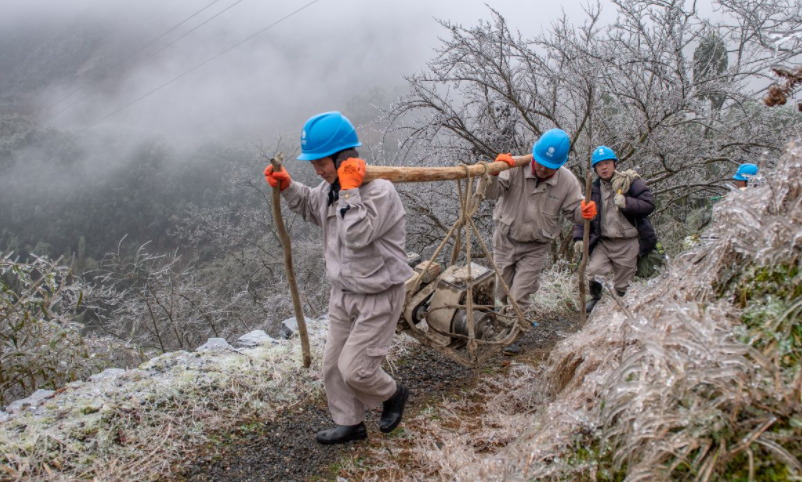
[733,163,758,181]
[591,145,618,167]
[532,128,571,169]
[297,111,361,161]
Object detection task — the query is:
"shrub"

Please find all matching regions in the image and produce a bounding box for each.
[0,253,103,403]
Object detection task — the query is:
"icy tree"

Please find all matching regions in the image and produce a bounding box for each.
[386,0,802,255]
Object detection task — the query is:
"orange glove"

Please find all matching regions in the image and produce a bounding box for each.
[337,158,366,190]
[493,153,516,176]
[264,165,291,191]
[581,200,597,220]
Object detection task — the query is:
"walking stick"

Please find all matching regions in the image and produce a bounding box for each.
[269,153,312,368]
[578,171,592,327]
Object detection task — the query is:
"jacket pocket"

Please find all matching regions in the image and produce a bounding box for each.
[341,249,393,294]
[539,212,560,240]
[358,345,390,378]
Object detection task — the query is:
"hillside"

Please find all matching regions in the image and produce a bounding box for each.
[2,143,800,480]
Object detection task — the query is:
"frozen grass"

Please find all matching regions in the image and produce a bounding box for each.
[477,142,802,480]
[525,261,579,323]
[0,317,419,481]
[0,322,329,481]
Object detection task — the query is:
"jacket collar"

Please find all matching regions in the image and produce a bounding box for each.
[525,163,560,186]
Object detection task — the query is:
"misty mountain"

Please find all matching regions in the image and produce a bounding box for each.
[0,18,109,113]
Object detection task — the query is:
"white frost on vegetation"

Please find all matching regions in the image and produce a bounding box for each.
[481,143,802,480]
[0,318,335,481]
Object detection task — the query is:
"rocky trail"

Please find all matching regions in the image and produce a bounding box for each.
[171,314,578,482]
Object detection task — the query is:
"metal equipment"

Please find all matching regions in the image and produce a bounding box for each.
[397,166,530,367]
[400,261,524,367]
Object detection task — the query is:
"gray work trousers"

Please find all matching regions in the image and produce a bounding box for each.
[323,283,404,426]
[586,237,639,292]
[493,229,551,309]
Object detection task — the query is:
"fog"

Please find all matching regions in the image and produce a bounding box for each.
[1,0,604,141]
[0,0,613,260]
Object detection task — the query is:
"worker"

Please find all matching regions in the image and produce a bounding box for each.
[733,163,759,190]
[264,111,413,444]
[488,129,597,353]
[573,146,655,313]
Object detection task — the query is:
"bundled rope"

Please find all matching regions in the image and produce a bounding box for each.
[611,169,641,194]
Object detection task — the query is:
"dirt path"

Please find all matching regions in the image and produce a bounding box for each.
[171,315,577,482]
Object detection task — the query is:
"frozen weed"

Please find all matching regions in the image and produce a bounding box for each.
[526,262,579,323]
[0,254,106,404]
[471,141,802,480]
[0,331,323,480]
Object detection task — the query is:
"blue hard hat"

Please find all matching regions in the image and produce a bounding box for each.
[297,111,361,161]
[532,129,571,169]
[591,145,618,167]
[733,163,758,181]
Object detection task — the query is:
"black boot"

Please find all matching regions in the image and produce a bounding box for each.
[315,422,367,445]
[585,281,603,313]
[380,383,409,433]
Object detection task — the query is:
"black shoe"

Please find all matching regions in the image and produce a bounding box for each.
[315,422,367,445]
[380,383,409,433]
[586,281,603,313]
[616,288,627,297]
[503,342,522,355]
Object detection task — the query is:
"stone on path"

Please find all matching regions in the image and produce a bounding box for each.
[235,330,276,348]
[6,389,55,414]
[89,368,127,382]
[280,317,299,339]
[196,338,232,352]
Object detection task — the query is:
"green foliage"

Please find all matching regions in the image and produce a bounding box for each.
[693,33,729,110]
[0,253,104,403]
[722,448,793,481]
[739,295,802,372]
[734,264,802,304]
[564,432,627,482]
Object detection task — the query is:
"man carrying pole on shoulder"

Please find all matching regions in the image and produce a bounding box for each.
[487,128,597,354]
[264,111,413,444]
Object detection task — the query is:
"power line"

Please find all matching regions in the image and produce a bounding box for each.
[150,0,245,58]
[47,0,246,122]
[47,0,245,122]
[79,0,324,133]
[40,0,228,116]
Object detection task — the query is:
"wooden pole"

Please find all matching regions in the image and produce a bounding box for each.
[362,154,533,184]
[578,171,593,327]
[269,153,312,368]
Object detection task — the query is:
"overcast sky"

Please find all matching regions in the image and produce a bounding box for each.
[2,0,616,144]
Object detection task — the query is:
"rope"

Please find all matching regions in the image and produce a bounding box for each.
[611,169,641,194]
[403,160,527,364]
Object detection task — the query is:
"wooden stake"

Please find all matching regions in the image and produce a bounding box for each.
[269,153,312,368]
[578,171,593,327]
[362,154,533,184]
